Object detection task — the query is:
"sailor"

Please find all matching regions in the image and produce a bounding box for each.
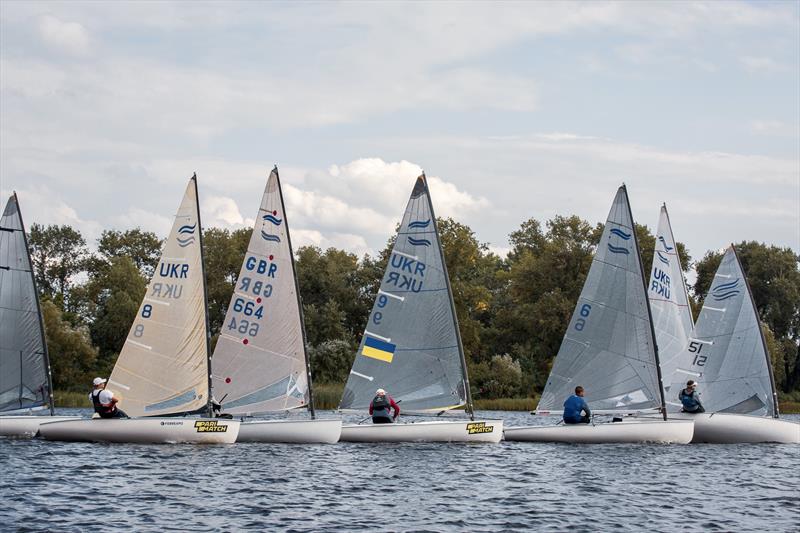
[679,380,705,413]
[563,386,591,424]
[89,377,128,419]
[369,388,400,424]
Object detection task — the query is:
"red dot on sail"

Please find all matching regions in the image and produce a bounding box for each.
[243,339,249,345]
[273,210,277,215]
[225,377,231,384]
[257,298,262,303]
[269,255,274,260]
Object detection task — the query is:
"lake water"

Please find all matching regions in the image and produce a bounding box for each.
[2,409,798,532]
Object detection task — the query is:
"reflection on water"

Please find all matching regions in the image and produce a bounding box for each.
[2,410,798,532]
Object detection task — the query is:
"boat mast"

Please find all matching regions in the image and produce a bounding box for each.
[625,186,668,421]
[274,166,316,419]
[15,192,55,416]
[192,174,214,418]
[424,173,475,420]
[662,203,693,326]
[732,244,780,418]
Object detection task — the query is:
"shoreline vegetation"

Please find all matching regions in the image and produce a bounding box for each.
[53,387,800,414]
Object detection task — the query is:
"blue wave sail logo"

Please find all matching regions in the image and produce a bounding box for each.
[408,219,431,229]
[407,236,431,247]
[261,230,281,243]
[658,235,674,252]
[607,243,630,255]
[263,211,283,226]
[609,228,632,240]
[711,278,741,301]
[177,223,196,247]
[656,251,669,265]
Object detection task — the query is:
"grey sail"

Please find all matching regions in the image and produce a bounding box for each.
[647,204,694,398]
[538,186,663,413]
[340,175,469,412]
[667,246,778,417]
[212,168,311,415]
[0,194,54,414]
[108,177,210,417]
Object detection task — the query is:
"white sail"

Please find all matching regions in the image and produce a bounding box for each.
[538,185,664,414]
[0,194,54,414]
[647,204,694,397]
[108,177,210,417]
[667,246,778,416]
[212,168,309,415]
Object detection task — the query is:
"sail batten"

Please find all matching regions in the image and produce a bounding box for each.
[108,178,209,417]
[339,175,469,412]
[211,169,310,416]
[537,186,663,414]
[0,194,53,414]
[668,246,777,417]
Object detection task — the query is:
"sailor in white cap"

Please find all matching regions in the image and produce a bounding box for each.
[89,377,127,419]
[369,388,400,424]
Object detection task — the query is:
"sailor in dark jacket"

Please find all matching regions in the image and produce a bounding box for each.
[679,380,705,413]
[369,388,400,424]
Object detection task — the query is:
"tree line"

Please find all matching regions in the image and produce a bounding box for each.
[28,215,800,400]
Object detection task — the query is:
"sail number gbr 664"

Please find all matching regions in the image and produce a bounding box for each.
[227,255,277,339]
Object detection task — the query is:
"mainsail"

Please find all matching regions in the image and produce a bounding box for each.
[108,176,210,417]
[538,185,665,415]
[212,168,312,415]
[647,204,694,396]
[339,174,472,413]
[0,193,54,414]
[667,246,778,417]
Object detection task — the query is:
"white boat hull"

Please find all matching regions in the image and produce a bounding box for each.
[503,419,694,444]
[0,416,83,438]
[340,419,503,443]
[671,412,800,444]
[39,418,240,444]
[236,418,341,443]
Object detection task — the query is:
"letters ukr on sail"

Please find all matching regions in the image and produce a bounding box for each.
[647,204,694,397]
[108,178,209,417]
[537,185,662,413]
[0,194,53,413]
[668,246,777,416]
[339,175,467,412]
[212,169,308,414]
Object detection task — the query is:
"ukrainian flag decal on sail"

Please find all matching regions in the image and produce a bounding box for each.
[362,337,396,363]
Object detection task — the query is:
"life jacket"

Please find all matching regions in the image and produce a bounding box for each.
[371,394,392,421]
[679,389,701,412]
[91,390,117,418]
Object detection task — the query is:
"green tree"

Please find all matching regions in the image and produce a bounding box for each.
[203,227,251,335]
[308,339,356,384]
[41,299,98,391]
[28,223,88,309]
[95,228,162,278]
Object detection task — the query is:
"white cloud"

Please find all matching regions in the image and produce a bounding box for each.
[111,207,173,238]
[37,15,90,56]
[291,228,372,257]
[201,196,248,229]
[739,55,789,74]
[751,120,797,137]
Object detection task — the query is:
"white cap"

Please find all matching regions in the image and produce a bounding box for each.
[93,377,107,386]
[376,388,386,395]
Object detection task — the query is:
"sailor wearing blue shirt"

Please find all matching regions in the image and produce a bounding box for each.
[563,386,591,424]
[678,380,705,413]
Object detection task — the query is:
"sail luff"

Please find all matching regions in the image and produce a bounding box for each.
[423,174,474,419]
[625,188,667,420]
[661,204,693,326]
[193,174,213,417]
[732,244,779,418]
[274,166,316,419]
[15,192,55,415]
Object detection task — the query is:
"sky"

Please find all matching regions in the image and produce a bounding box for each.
[1,1,798,264]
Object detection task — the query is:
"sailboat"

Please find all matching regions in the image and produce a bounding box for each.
[664,245,799,443]
[338,174,502,443]
[211,167,340,443]
[40,176,239,443]
[0,193,80,437]
[647,204,695,400]
[504,185,694,443]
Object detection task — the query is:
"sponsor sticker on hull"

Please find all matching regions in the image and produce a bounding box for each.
[466,422,494,434]
[194,420,228,433]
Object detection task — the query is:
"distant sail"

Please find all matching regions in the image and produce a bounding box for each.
[538,186,663,413]
[108,177,209,417]
[212,169,309,415]
[647,205,694,396]
[0,194,53,414]
[667,246,777,416]
[340,175,469,412]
